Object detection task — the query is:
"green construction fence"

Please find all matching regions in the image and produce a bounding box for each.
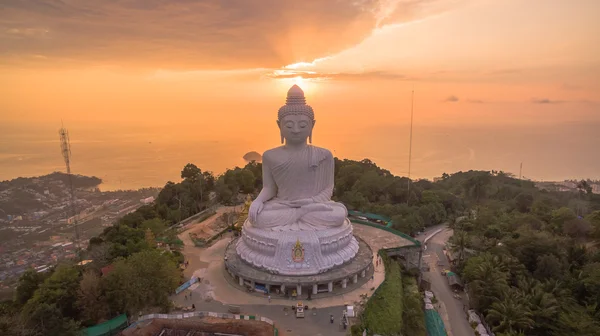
[425,310,447,336]
[82,314,128,336]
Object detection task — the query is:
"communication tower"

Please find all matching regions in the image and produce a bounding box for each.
[59,124,81,254]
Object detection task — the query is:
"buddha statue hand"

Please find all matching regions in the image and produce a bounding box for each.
[299,202,333,212]
[287,198,315,208]
[248,200,264,224]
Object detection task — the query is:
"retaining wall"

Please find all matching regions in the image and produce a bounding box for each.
[127,310,278,335]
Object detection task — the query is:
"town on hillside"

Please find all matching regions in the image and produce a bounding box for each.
[0,172,159,295]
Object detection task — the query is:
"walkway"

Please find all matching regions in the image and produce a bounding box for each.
[173,208,416,335]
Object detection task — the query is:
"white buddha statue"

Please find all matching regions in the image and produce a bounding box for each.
[236,85,358,275]
[248,85,347,231]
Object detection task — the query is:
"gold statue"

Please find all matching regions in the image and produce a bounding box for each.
[235,194,253,228]
[292,238,305,263]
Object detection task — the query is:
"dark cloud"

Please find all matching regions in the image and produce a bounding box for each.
[0,0,451,69]
[466,99,485,104]
[532,98,565,104]
[444,95,459,102]
[488,68,522,75]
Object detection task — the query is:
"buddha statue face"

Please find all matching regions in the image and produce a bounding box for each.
[277,114,314,145]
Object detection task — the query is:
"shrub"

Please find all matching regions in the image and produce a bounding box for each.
[360,253,404,335]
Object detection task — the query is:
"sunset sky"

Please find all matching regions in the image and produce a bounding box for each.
[1,0,599,187]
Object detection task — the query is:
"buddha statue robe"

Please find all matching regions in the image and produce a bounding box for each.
[252,145,347,231]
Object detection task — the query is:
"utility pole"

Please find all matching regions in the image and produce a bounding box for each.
[407,87,415,205]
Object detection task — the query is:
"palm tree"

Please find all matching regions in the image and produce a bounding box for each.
[468,256,510,311]
[487,290,535,334]
[521,281,560,336]
[498,254,527,286]
[450,230,469,263]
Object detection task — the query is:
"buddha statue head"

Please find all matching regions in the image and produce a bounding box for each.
[277,85,315,145]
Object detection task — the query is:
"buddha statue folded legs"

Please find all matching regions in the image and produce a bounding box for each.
[254,200,347,231]
[235,85,359,275]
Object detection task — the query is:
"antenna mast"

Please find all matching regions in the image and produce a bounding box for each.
[59,124,81,257]
[407,87,415,205]
[519,162,523,180]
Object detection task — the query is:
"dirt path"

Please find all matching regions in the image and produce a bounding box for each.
[178,205,236,279]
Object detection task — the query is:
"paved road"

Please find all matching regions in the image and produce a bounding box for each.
[416,227,474,336]
[414,223,447,243]
[175,298,348,336]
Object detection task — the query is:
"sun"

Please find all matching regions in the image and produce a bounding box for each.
[293,76,304,87]
[284,75,314,95]
[270,69,318,96]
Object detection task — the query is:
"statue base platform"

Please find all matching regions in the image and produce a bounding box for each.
[235,219,359,276]
[225,235,373,297]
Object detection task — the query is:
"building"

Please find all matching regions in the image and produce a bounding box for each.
[140,196,155,204]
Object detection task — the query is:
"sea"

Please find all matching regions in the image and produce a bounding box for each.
[1,121,599,191]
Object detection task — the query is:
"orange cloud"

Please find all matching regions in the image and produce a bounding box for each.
[266,69,412,82]
[0,0,459,70]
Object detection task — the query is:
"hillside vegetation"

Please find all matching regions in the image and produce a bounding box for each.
[2,158,600,336]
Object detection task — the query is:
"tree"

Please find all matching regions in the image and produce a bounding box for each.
[533,254,564,280]
[145,228,157,248]
[86,243,111,271]
[14,269,47,306]
[463,173,492,204]
[22,265,81,319]
[532,197,555,223]
[585,211,600,241]
[25,303,81,336]
[450,230,469,263]
[580,262,600,309]
[104,249,180,316]
[515,193,534,213]
[577,180,593,195]
[339,190,369,210]
[563,218,592,239]
[508,231,560,273]
[421,190,441,204]
[181,163,201,182]
[585,210,600,227]
[103,224,149,260]
[77,270,109,325]
[0,300,25,336]
[21,265,82,335]
[462,253,510,312]
[486,290,534,334]
[237,169,256,194]
[88,236,104,247]
[215,178,234,204]
[402,276,426,335]
[550,207,576,232]
[391,213,423,235]
[518,280,560,336]
[140,218,167,236]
